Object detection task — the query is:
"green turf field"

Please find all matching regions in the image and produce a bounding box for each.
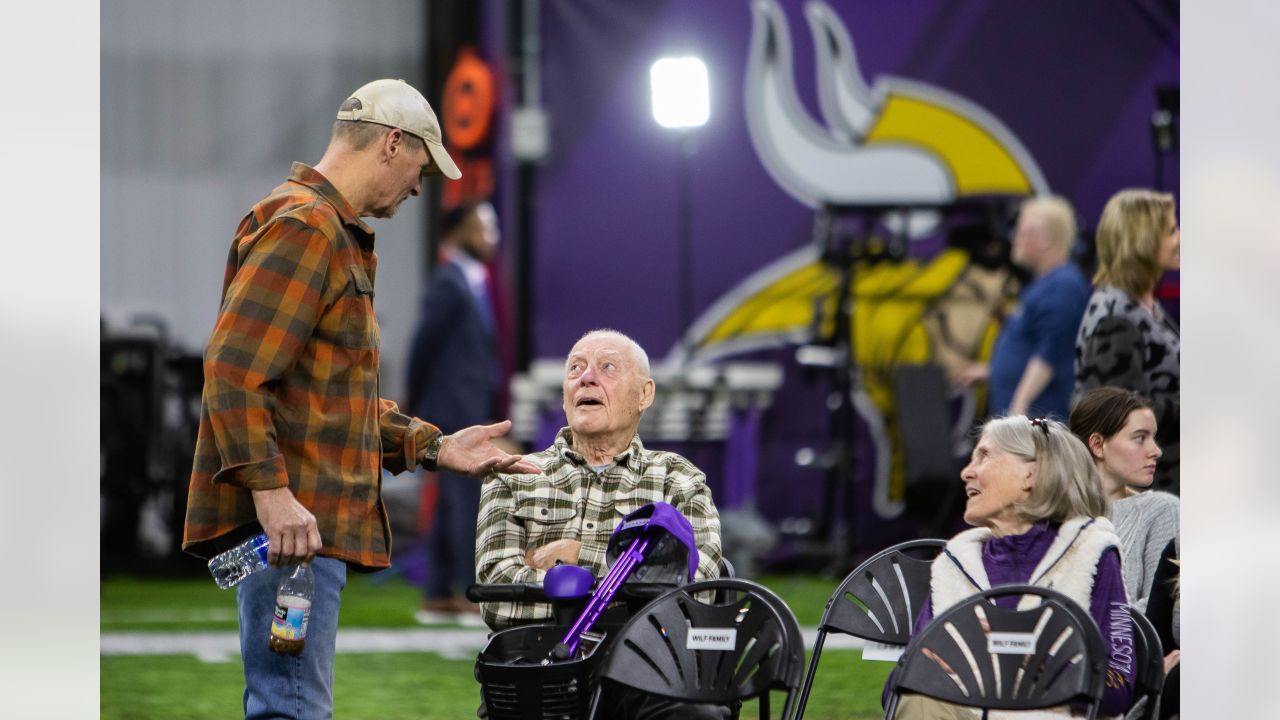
[101,572,893,719]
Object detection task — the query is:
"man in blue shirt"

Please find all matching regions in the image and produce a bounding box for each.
[957,196,1090,419]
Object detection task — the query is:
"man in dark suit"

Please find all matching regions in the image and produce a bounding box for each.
[406,201,503,623]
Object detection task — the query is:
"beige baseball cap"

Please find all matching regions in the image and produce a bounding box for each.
[336,78,462,180]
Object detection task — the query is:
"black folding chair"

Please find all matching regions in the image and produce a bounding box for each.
[1126,606,1166,720]
[884,584,1108,719]
[793,538,945,719]
[586,578,806,720]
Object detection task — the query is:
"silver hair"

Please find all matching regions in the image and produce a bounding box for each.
[574,328,651,378]
[980,414,1107,523]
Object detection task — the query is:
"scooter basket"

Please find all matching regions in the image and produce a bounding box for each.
[475,624,603,720]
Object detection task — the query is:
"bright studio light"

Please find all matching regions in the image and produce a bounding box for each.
[650,57,710,129]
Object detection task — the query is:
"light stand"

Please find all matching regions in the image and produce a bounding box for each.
[651,56,710,362]
[677,130,696,352]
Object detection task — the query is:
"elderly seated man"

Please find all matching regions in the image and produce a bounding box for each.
[475,329,727,720]
[476,328,723,628]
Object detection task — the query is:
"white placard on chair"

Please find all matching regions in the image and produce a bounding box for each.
[862,641,905,662]
[687,628,738,650]
[987,632,1036,654]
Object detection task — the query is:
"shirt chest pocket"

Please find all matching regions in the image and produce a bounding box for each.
[340,266,378,349]
[515,497,578,546]
[611,490,665,523]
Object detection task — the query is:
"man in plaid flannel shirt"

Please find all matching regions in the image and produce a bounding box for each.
[182,79,537,720]
[476,329,724,630]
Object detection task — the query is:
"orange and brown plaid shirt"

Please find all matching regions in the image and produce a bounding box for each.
[182,163,439,570]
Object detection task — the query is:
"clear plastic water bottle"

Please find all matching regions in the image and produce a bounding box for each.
[207,532,270,589]
[268,564,314,656]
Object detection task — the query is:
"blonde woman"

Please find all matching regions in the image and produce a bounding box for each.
[1074,189,1180,492]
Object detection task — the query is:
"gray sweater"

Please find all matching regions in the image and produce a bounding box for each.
[1108,490,1180,610]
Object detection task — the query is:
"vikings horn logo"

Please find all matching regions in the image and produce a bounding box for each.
[667,1,1049,518]
[671,0,1048,367]
[747,0,1048,212]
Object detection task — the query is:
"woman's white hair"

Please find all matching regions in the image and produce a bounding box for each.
[575,328,651,377]
[981,415,1107,523]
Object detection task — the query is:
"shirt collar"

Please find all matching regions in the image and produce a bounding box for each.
[287,162,376,245]
[1099,283,1167,323]
[553,427,646,478]
[445,248,489,295]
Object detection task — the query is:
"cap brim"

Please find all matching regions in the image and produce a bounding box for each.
[426,141,461,180]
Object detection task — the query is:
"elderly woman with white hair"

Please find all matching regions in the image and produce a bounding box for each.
[887,416,1135,719]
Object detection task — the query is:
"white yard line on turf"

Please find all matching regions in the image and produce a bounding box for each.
[100,627,863,663]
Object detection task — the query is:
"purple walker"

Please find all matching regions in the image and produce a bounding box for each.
[472,502,699,720]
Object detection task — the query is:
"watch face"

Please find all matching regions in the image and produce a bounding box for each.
[423,435,443,466]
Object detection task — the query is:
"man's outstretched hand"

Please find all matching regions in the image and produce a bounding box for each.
[437,420,541,476]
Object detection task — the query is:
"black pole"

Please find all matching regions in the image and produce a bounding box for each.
[510,0,540,371]
[515,165,536,371]
[677,131,695,356]
[829,214,857,572]
[805,205,858,573]
[425,1,466,276]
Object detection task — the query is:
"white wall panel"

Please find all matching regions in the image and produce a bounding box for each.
[102,0,432,403]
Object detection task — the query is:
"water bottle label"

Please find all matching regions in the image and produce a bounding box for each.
[270,602,310,641]
[253,534,271,565]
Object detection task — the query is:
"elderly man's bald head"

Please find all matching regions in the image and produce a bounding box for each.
[572,329,651,378]
[562,329,655,452]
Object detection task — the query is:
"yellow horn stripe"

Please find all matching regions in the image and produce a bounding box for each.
[701,261,836,347]
[697,249,972,353]
[866,94,1032,195]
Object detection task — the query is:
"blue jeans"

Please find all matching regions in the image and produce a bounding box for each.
[237,556,347,719]
[424,470,482,599]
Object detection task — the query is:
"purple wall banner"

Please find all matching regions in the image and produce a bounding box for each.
[521,0,1178,556]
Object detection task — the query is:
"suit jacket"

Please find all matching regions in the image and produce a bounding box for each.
[406,261,500,434]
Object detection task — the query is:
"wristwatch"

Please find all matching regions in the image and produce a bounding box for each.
[421,434,444,472]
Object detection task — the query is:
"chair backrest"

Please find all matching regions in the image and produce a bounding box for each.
[821,538,946,644]
[714,555,738,604]
[588,578,805,720]
[1127,605,1165,720]
[884,584,1107,718]
[794,538,945,720]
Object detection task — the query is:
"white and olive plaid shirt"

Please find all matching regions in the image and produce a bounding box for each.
[475,428,723,629]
